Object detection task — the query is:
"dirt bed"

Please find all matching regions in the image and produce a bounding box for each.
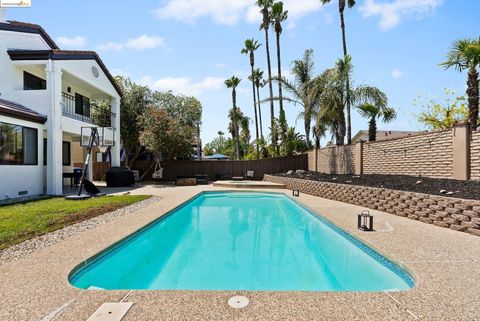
[273,171,480,201]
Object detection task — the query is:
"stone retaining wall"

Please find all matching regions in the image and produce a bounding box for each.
[264,175,480,237]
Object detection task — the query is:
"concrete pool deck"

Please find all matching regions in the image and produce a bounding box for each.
[1,183,479,320]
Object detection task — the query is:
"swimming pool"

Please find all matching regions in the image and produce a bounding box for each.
[69,192,414,291]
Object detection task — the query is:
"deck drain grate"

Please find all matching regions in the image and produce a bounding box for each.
[228,296,249,309]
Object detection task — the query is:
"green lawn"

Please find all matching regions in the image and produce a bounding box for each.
[0,195,150,250]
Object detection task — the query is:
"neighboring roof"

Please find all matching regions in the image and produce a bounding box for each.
[8,49,122,97]
[352,130,419,142]
[0,98,47,124]
[0,20,59,49]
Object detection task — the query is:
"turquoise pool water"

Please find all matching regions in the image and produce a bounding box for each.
[69,192,414,291]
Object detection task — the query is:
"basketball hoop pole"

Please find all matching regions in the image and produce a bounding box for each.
[77,127,99,196]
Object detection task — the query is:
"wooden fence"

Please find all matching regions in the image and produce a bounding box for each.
[92,154,308,181]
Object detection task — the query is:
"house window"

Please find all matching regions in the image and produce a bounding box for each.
[0,122,38,165]
[23,71,46,90]
[42,140,71,165]
[62,141,71,165]
[75,93,90,117]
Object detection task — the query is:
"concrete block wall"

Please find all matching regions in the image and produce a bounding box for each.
[264,175,480,237]
[307,125,480,181]
[471,131,480,180]
[363,130,453,178]
[308,145,355,174]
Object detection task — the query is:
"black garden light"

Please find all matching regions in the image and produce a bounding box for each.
[357,210,374,231]
[292,189,300,197]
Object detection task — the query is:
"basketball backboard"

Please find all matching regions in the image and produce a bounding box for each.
[81,127,114,147]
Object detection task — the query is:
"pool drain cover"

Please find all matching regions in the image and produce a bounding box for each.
[228,296,249,309]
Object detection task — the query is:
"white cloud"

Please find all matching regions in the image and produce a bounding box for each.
[154,0,323,27]
[98,35,164,51]
[391,68,403,78]
[359,0,442,30]
[126,35,165,50]
[139,76,224,96]
[56,36,86,49]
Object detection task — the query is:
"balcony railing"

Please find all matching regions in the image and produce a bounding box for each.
[61,92,115,128]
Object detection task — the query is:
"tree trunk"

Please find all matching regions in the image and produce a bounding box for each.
[276,30,286,147]
[337,111,346,146]
[256,84,264,139]
[264,27,277,153]
[304,115,311,147]
[467,68,479,130]
[339,8,352,145]
[250,63,260,158]
[232,88,241,160]
[368,117,377,142]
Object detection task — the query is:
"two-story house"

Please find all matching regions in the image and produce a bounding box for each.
[0,19,121,200]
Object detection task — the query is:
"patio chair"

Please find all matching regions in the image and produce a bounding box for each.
[245,170,254,180]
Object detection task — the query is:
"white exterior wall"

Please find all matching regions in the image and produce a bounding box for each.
[0,115,45,200]
[0,27,121,197]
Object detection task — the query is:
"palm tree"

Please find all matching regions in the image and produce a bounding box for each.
[358,104,396,141]
[275,49,321,148]
[440,38,480,130]
[250,68,265,139]
[257,0,277,152]
[320,0,356,144]
[285,127,306,156]
[270,1,288,146]
[316,57,388,145]
[239,116,251,146]
[225,76,242,160]
[241,38,261,158]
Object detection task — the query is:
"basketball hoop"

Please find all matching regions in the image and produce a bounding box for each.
[66,127,114,200]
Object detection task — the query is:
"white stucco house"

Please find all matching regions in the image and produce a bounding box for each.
[0,19,121,200]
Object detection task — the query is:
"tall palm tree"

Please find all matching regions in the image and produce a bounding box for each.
[275,49,321,148]
[441,38,480,130]
[270,1,288,146]
[357,103,396,141]
[225,76,242,160]
[257,0,277,152]
[250,68,265,139]
[241,38,261,158]
[320,0,356,144]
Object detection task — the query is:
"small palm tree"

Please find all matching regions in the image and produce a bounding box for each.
[357,103,396,141]
[225,76,242,159]
[249,68,265,139]
[257,0,277,152]
[440,38,480,129]
[241,38,262,158]
[285,127,306,156]
[320,0,356,144]
[270,1,288,146]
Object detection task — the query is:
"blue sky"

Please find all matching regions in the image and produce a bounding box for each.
[5,0,480,144]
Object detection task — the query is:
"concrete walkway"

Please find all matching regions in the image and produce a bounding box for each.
[0,183,479,320]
